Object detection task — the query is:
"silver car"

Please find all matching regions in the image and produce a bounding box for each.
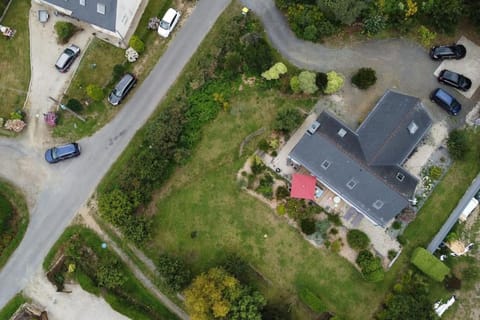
[55,44,81,72]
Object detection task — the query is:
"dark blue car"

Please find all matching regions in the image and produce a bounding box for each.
[45,142,81,163]
[430,88,461,116]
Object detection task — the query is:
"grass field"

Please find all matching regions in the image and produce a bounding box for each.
[0,178,29,270]
[0,0,30,118]
[0,293,27,319]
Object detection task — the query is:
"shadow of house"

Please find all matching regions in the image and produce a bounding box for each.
[34,0,147,48]
[289,90,432,227]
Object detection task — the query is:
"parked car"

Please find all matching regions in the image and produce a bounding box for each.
[430,88,462,116]
[438,69,472,91]
[108,73,137,106]
[55,44,81,72]
[158,8,181,38]
[45,142,81,163]
[429,44,466,60]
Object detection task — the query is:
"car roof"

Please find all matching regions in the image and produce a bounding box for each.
[56,143,77,156]
[442,70,459,81]
[117,73,134,88]
[162,8,178,22]
[435,88,454,104]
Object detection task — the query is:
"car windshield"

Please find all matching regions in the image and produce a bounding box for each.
[444,71,459,82]
[51,147,58,160]
[64,48,74,56]
[112,88,121,97]
[438,47,454,55]
[160,20,170,30]
[437,90,453,105]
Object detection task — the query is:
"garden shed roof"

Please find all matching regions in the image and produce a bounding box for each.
[290,174,316,200]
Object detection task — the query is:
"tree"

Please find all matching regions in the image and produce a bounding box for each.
[128,35,145,53]
[423,0,464,33]
[273,108,303,134]
[184,268,265,320]
[242,37,273,73]
[86,84,104,101]
[324,71,344,94]
[66,98,83,112]
[447,129,469,160]
[223,51,242,75]
[347,229,370,250]
[261,63,288,80]
[157,254,192,291]
[54,21,77,44]
[298,71,318,94]
[317,0,367,25]
[351,67,377,90]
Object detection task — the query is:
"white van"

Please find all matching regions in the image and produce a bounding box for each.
[459,197,479,222]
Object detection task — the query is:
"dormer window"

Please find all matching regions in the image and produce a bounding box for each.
[373,200,384,210]
[321,160,331,170]
[346,178,358,189]
[396,172,405,182]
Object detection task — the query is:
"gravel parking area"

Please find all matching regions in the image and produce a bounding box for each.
[434,36,480,99]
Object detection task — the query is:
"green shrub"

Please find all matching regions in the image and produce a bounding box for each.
[112,64,126,81]
[298,71,318,94]
[128,35,145,54]
[86,84,104,101]
[356,250,384,282]
[417,25,436,47]
[397,234,408,246]
[275,186,290,200]
[300,219,316,235]
[347,229,370,251]
[298,287,326,313]
[66,99,83,112]
[258,139,270,152]
[351,68,377,90]
[447,129,469,160]
[276,204,286,216]
[157,254,192,292]
[428,166,443,180]
[329,227,338,235]
[362,14,387,35]
[0,194,13,233]
[392,221,402,230]
[316,219,331,238]
[274,108,303,134]
[324,71,344,94]
[315,72,328,92]
[261,62,288,80]
[327,213,342,226]
[331,239,342,253]
[388,250,398,260]
[411,247,450,282]
[290,76,301,93]
[54,21,77,44]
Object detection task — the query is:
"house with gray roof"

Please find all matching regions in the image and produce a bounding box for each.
[289,90,432,227]
[35,0,145,47]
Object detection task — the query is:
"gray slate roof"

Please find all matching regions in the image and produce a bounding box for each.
[44,0,117,32]
[289,90,432,226]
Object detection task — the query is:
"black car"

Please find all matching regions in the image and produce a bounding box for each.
[430,44,466,60]
[108,73,137,106]
[438,69,472,91]
[430,88,461,116]
[45,142,81,163]
[55,44,81,72]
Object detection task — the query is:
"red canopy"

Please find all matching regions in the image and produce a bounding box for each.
[290,174,316,200]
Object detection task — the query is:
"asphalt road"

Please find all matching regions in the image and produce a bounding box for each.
[0,0,230,309]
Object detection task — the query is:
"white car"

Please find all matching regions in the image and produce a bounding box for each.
[158,8,181,38]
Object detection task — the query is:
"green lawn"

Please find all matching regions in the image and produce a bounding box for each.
[0,178,29,270]
[0,0,30,118]
[140,86,382,319]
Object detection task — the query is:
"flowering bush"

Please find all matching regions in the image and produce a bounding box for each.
[4,119,26,132]
[125,47,139,62]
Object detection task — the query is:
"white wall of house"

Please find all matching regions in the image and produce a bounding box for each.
[115,0,142,39]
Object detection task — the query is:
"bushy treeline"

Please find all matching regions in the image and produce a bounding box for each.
[98,13,274,243]
[277,0,468,41]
